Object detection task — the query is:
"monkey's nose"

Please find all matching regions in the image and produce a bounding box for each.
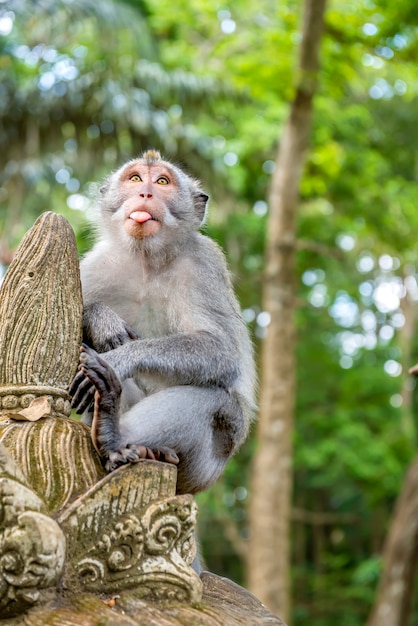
[139,192,153,199]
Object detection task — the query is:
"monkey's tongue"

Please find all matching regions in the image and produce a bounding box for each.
[130,211,152,223]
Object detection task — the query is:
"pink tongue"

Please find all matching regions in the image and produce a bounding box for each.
[130,211,152,223]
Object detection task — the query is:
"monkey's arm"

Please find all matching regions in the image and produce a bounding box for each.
[83,302,138,352]
[102,331,238,385]
[70,329,239,413]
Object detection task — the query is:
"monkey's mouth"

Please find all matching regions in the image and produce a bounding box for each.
[129,210,157,224]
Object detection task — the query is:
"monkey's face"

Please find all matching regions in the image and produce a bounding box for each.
[118,161,178,240]
[99,152,209,251]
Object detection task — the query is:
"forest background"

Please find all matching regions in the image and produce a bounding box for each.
[0,0,417,625]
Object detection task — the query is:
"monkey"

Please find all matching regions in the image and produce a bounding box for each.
[70,150,256,496]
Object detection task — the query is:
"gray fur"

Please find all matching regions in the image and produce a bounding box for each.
[72,151,256,494]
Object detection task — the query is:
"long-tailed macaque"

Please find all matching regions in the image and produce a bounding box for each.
[70,150,256,495]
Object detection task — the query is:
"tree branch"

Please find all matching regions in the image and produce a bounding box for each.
[292,507,358,525]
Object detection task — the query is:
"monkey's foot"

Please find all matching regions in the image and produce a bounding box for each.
[105,444,179,472]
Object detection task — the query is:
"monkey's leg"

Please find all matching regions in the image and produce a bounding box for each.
[118,386,244,494]
[79,345,179,472]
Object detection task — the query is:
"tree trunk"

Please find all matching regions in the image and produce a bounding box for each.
[247,0,327,621]
[366,272,418,626]
[399,271,418,442]
[366,456,418,626]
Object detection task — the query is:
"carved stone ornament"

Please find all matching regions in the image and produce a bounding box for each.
[57,462,201,603]
[0,211,82,418]
[0,442,66,618]
[0,212,285,626]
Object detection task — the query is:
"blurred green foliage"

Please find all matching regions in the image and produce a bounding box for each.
[1,0,418,623]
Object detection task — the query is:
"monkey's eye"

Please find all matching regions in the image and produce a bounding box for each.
[130,174,142,182]
[157,176,169,185]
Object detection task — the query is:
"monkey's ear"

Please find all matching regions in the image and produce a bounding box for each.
[99,175,112,195]
[194,192,209,224]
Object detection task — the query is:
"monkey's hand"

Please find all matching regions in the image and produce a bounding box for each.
[72,345,179,471]
[83,302,139,353]
[70,343,131,414]
[70,350,97,414]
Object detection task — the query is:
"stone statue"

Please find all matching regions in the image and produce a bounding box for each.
[0,212,285,625]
